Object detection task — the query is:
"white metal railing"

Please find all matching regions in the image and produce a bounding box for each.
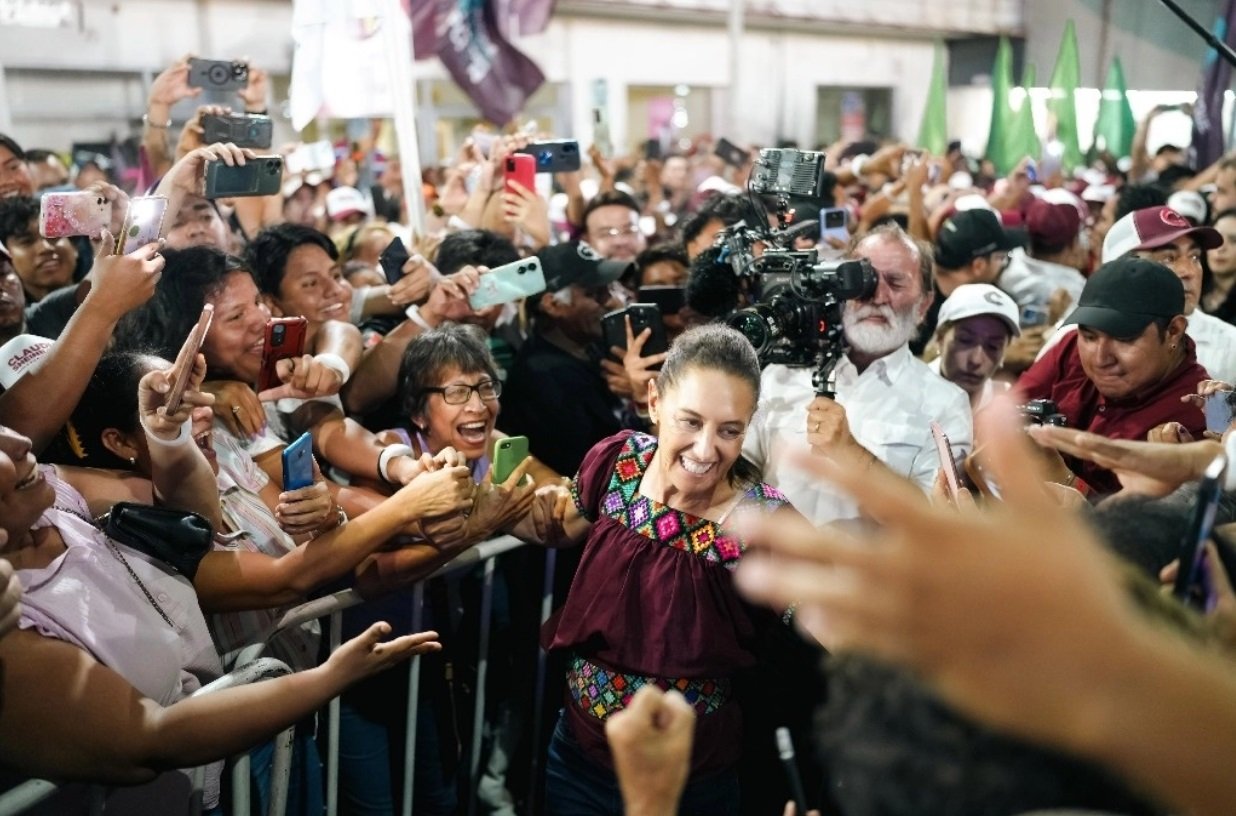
[1,534,551,816]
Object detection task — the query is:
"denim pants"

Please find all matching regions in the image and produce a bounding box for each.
[544,711,740,816]
[248,726,325,816]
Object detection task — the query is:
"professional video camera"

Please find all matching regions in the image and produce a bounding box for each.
[686,148,877,397]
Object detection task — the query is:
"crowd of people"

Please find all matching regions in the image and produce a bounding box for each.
[3,53,1236,816]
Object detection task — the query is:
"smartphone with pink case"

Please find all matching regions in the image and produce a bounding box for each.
[39,192,112,239]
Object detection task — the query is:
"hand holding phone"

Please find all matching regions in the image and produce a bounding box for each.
[468,257,547,310]
[503,154,536,199]
[256,317,308,394]
[602,304,668,358]
[1174,454,1228,611]
[40,192,112,239]
[115,196,169,254]
[164,305,215,415]
[492,436,530,485]
[379,237,411,287]
[203,155,283,198]
[281,431,316,491]
[931,421,962,500]
[1204,391,1235,434]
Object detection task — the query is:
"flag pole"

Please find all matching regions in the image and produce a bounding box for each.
[1158,0,1236,68]
[383,0,427,235]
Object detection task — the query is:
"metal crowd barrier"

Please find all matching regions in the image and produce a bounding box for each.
[1,533,554,816]
[0,658,294,816]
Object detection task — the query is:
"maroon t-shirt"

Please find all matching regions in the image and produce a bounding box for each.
[1017,331,1209,495]
[543,430,795,775]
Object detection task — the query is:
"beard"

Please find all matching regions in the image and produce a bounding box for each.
[842,300,922,357]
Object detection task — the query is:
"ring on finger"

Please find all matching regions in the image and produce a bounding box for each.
[811,422,820,433]
[231,405,242,416]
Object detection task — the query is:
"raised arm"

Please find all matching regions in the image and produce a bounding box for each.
[193,463,474,611]
[0,241,163,454]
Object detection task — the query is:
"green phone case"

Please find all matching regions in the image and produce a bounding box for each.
[492,435,530,484]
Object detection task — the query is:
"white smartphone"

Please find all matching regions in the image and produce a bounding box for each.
[820,207,849,245]
[468,257,547,310]
[1205,391,1235,434]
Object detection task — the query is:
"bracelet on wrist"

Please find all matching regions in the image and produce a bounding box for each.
[140,414,192,448]
[378,444,415,484]
[142,112,172,129]
[315,352,352,384]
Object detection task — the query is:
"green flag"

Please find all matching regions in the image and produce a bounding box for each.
[986,36,1016,174]
[917,40,949,155]
[1008,62,1041,168]
[1048,20,1084,171]
[1093,56,1135,158]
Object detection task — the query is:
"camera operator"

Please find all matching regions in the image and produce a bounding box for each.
[743,223,973,527]
[1018,257,1208,496]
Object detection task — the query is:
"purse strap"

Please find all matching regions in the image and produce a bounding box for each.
[53,503,175,629]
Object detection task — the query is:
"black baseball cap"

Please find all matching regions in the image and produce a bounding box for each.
[537,242,632,292]
[935,209,1021,269]
[1064,257,1185,338]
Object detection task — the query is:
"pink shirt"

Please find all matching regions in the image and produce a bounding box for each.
[17,465,224,807]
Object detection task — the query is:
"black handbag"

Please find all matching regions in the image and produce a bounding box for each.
[99,502,214,581]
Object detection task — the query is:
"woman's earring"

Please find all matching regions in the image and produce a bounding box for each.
[128,456,137,465]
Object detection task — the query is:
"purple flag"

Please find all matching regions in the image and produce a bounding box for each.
[502,0,555,37]
[410,0,437,62]
[435,0,546,125]
[1192,0,1236,169]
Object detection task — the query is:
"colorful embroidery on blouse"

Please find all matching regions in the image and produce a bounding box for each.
[567,655,732,719]
[590,433,788,568]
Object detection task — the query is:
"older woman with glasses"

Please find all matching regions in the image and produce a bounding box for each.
[336,323,559,815]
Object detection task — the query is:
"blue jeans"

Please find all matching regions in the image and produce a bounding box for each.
[544,711,740,816]
[249,726,325,816]
[336,686,457,815]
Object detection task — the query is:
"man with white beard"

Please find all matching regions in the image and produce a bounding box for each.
[743,224,973,527]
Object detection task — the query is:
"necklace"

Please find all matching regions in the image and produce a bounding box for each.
[53,503,175,629]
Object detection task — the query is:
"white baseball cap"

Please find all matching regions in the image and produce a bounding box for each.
[0,334,52,389]
[936,284,1021,337]
[325,186,372,221]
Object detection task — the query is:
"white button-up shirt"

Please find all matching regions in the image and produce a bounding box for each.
[744,346,973,527]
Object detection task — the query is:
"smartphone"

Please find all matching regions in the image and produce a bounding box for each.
[281,431,315,491]
[516,140,582,174]
[930,421,962,499]
[256,316,308,393]
[820,207,849,245]
[602,304,668,358]
[714,137,751,168]
[503,154,536,198]
[1173,454,1228,611]
[284,140,336,175]
[203,155,284,199]
[1020,304,1049,327]
[379,236,411,287]
[469,257,547,310]
[201,113,273,150]
[164,304,215,415]
[636,285,685,315]
[187,58,249,91]
[492,435,530,485]
[115,196,169,254]
[592,108,612,158]
[643,139,664,161]
[1204,391,1236,435]
[1025,159,1038,184]
[39,191,112,239]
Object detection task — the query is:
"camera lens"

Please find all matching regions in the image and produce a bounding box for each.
[208,64,230,85]
[233,63,248,79]
[266,160,280,175]
[273,325,285,343]
[537,151,553,167]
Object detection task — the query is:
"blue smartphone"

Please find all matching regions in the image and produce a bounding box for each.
[281,431,315,491]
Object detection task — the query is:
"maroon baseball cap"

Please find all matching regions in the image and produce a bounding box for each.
[1026,199,1081,252]
[1101,206,1222,263]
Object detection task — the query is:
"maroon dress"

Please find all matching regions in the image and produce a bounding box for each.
[543,430,795,775]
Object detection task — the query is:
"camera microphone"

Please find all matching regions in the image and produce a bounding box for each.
[685,244,743,319]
